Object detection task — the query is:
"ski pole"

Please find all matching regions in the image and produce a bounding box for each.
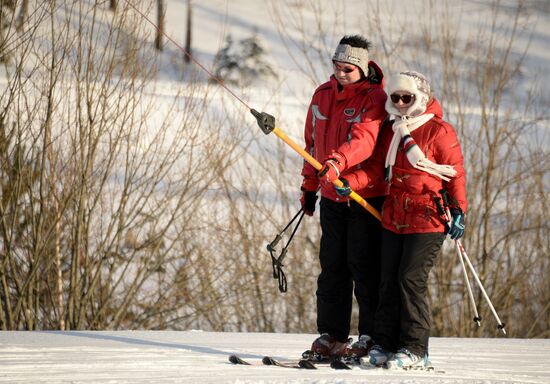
[456,240,506,334]
[435,197,481,326]
[457,244,482,326]
[267,207,306,293]
[251,109,381,222]
[267,208,305,256]
[439,190,506,334]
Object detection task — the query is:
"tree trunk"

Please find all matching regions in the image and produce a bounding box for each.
[155,0,165,51]
[0,0,17,62]
[184,0,192,63]
[16,0,29,31]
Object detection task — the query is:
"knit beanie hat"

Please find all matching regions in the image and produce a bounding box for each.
[332,44,369,77]
[385,71,432,117]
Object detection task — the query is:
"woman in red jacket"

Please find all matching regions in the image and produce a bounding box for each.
[336,71,467,368]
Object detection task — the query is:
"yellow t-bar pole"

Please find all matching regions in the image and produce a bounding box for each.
[252,109,381,222]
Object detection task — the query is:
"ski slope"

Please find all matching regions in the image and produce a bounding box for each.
[1,331,549,383]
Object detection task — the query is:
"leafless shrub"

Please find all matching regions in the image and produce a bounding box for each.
[0,0,236,330]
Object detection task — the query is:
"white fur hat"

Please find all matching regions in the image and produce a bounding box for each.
[332,44,369,77]
[385,71,432,117]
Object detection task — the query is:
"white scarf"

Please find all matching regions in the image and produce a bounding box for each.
[385,114,457,182]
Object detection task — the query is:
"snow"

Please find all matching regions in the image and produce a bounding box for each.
[1,331,549,383]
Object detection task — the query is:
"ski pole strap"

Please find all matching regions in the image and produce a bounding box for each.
[277,266,287,293]
[434,197,445,216]
[275,209,305,292]
[439,189,450,207]
[269,253,288,293]
[434,196,448,226]
[440,188,460,210]
[266,208,306,293]
[267,241,285,290]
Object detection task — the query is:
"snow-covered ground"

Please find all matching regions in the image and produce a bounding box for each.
[1,331,549,383]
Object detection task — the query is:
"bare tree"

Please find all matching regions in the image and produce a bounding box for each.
[14,0,28,31]
[155,0,165,51]
[184,0,192,63]
[0,0,16,63]
[0,1,239,330]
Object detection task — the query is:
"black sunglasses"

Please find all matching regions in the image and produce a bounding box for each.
[333,63,357,74]
[390,93,415,104]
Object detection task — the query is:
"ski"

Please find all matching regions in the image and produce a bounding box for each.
[396,362,442,373]
[298,359,318,369]
[230,353,444,373]
[263,356,334,369]
[261,356,303,369]
[330,359,352,370]
[228,354,330,370]
[329,357,365,370]
[329,357,443,373]
[228,354,255,365]
[300,349,338,363]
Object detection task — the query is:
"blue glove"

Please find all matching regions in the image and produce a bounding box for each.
[334,178,352,197]
[446,208,465,240]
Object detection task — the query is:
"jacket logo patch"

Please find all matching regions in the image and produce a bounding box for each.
[344,108,355,116]
[346,108,365,123]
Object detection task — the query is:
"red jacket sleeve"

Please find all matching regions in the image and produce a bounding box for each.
[300,99,320,191]
[435,122,468,212]
[343,125,389,192]
[336,92,387,168]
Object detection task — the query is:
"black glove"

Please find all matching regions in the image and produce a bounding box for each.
[300,189,318,216]
[446,208,465,240]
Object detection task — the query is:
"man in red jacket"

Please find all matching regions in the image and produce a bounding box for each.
[300,34,387,359]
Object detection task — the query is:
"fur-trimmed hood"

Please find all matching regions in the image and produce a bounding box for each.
[385,71,432,117]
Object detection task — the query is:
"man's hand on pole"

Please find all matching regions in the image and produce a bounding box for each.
[318,152,346,183]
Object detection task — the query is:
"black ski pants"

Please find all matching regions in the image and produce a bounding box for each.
[373,229,445,356]
[316,196,384,342]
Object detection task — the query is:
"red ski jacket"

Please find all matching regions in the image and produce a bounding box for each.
[344,98,467,234]
[301,61,388,202]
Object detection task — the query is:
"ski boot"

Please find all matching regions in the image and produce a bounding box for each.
[386,348,429,370]
[346,334,375,358]
[302,333,349,362]
[365,344,393,367]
